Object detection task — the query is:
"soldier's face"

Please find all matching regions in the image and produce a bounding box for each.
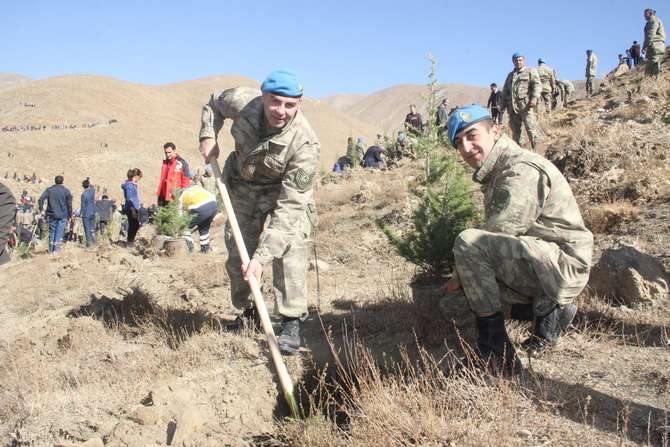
[513,56,525,70]
[454,122,499,169]
[262,93,301,129]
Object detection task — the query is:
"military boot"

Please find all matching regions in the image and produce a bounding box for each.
[475,313,520,375]
[277,317,301,356]
[225,306,261,333]
[522,303,577,356]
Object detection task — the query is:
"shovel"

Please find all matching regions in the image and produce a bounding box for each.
[209,159,300,419]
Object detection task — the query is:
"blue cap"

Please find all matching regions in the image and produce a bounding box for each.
[512,52,523,59]
[260,69,304,97]
[447,104,492,146]
[538,57,545,64]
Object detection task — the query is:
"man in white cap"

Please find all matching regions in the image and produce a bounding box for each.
[198,70,320,355]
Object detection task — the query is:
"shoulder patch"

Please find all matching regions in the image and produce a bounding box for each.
[490,187,511,215]
[295,168,315,192]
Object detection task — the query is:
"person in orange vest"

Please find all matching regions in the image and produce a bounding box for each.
[156,142,192,207]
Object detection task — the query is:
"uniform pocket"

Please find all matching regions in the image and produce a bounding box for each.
[261,154,286,177]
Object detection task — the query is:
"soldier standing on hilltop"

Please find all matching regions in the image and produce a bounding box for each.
[444,105,593,373]
[199,70,320,355]
[643,8,666,76]
[585,49,597,97]
[501,52,542,151]
[536,58,556,113]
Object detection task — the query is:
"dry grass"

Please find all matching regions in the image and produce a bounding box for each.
[583,199,639,234]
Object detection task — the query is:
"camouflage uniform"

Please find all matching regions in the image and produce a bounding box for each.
[502,66,542,150]
[198,174,218,196]
[536,62,556,112]
[556,79,575,108]
[453,134,593,316]
[585,52,597,97]
[644,14,666,75]
[346,141,364,167]
[200,87,319,319]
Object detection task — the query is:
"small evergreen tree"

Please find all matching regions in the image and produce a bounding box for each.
[381,150,480,277]
[154,199,192,238]
[381,54,481,278]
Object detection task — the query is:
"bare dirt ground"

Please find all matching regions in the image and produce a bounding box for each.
[1,57,669,446]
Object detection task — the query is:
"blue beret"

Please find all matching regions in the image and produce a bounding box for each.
[538,57,545,64]
[512,52,523,59]
[260,69,304,97]
[447,104,492,146]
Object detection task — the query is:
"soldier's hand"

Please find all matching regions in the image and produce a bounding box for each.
[242,259,263,283]
[442,277,462,293]
[199,138,219,163]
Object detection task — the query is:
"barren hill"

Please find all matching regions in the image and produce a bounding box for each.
[322,83,490,134]
[0,74,378,201]
[0,73,31,91]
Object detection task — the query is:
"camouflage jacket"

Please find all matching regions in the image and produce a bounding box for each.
[198,174,217,196]
[502,66,541,114]
[644,15,666,51]
[473,134,593,299]
[585,53,597,77]
[557,79,575,94]
[200,87,320,264]
[537,63,556,94]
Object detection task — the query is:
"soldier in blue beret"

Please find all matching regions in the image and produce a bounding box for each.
[444,104,593,373]
[199,69,319,355]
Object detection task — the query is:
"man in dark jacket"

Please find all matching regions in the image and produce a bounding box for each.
[80,178,96,247]
[487,83,504,124]
[38,175,72,253]
[404,104,424,137]
[0,182,16,264]
[363,146,387,169]
[630,41,642,67]
[95,194,113,236]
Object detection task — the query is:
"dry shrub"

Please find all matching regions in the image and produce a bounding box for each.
[582,200,638,234]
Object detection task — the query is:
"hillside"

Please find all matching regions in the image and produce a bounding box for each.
[322,83,489,134]
[1,53,670,445]
[0,73,31,91]
[0,74,379,202]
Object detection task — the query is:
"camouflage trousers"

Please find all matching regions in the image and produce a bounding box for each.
[540,91,553,112]
[453,229,574,316]
[224,185,309,320]
[508,109,541,151]
[645,43,665,75]
[585,76,595,96]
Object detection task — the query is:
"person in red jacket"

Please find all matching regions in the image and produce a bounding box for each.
[156,142,191,206]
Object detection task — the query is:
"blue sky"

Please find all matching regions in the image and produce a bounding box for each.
[1,0,665,97]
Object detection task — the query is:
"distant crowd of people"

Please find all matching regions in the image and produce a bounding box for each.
[4,141,221,256]
[1,118,118,133]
